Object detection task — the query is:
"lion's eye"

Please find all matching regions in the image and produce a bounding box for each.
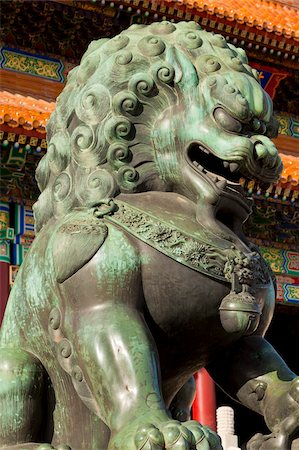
[213,107,242,133]
[252,118,261,131]
[252,117,266,135]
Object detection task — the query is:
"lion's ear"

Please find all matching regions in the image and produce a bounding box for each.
[166,46,199,90]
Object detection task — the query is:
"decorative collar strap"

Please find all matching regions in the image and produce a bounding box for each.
[104,200,270,287]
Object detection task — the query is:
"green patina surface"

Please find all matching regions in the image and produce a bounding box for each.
[0,21,298,450]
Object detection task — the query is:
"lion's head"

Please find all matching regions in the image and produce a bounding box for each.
[34,21,282,240]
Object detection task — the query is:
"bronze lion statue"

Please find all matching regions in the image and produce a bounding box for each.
[1,21,298,450]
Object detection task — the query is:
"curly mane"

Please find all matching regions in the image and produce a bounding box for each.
[34,21,257,231]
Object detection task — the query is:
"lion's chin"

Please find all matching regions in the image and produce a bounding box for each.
[192,191,252,248]
[184,143,258,246]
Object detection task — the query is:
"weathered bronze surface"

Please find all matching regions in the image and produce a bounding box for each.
[0,22,298,450]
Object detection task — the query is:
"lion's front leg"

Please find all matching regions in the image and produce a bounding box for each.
[70,304,221,450]
[74,303,168,431]
[55,227,221,449]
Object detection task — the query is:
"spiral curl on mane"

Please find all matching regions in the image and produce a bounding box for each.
[34,21,256,231]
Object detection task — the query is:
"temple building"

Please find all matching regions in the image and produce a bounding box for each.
[0,0,298,445]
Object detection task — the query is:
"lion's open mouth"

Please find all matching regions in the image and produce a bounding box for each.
[185,141,281,242]
[186,142,256,239]
[188,142,243,184]
[187,142,253,208]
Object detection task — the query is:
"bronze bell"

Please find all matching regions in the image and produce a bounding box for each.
[219,287,261,335]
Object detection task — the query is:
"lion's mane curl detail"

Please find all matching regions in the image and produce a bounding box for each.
[34,21,255,231]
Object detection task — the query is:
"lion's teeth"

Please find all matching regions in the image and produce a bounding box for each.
[229,162,239,172]
[199,145,209,154]
[193,161,204,171]
[223,161,229,168]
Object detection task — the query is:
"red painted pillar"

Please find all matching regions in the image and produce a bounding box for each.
[192,369,217,431]
[0,261,9,325]
[0,201,11,326]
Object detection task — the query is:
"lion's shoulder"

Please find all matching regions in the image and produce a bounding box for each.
[52,209,108,283]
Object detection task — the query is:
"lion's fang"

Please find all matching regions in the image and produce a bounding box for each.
[193,161,204,171]
[216,179,227,189]
[229,162,239,172]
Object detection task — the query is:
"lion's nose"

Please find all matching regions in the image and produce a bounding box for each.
[251,136,279,169]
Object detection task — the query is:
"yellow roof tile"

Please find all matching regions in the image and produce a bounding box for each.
[164,0,299,39]
[280,153,299,186]
[0,91,55,133]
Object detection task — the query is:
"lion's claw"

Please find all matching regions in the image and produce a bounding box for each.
[201,426,223,450]
[162,422,194,447]
[134,420,221,450]
[135,424,164,449]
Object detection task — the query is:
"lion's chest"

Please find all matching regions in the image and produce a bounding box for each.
[140,242,273,376]
[141,242,229,339]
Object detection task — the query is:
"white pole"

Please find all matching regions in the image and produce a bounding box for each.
[216,406,241,450]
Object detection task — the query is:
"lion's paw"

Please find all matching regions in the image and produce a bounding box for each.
[134,420,222,450]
